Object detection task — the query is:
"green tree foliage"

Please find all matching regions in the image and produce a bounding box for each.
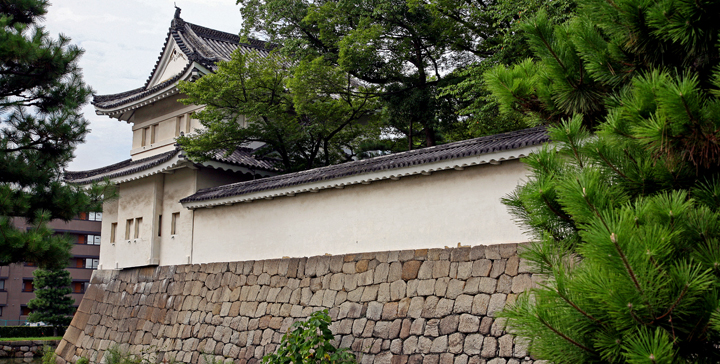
[238,0,475,149]
[0,0,105,268]
[263,310,356,364]
[432,0,575,136]
[27,268,75,336]
[485,0,720,362]
[177,52,378,172]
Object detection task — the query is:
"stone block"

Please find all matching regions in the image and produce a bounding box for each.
[417,262,433,279]
[463,334,483,355]
[505,256,519,276]
[407,297,424,318]
[491,317,507,337]
[513,337,529,358]
[472,260,492,277]
[485,245,501,260]
[418,336,433,354]
[367,301,384,320]
[433,261,450,278]
[390,280,407,301]
[496,275,512,294]
[481,337,497,358]
[353,318,368,336]
[498,244,517,259]
[421,296,439,318]
[430,336,448,353]
[358,271,375,287]
[487,294,507,317]
[375,263,390,283]
[450,248,471,262]
[389,262,403,282]
[489,260,506,279]
[498,334,514,357]
[511,274,532,293]
[446,279,465,299]
[403,336,418,354]
[434,277,449,297]
[347,287,364,302]
[417,280,436,296]
[435,298,454,317]
[424,318,439,337]
[448,333,464,354]
[398,297,411,317]
[378,283,391,302]
[439,315,459,335]
[361,285,379,302]
[472,294,490,315]
[383,302,399,320]
[458,314,480,333]
[388,318,402,339]
[357,260,370,273]
[402,261,421,280]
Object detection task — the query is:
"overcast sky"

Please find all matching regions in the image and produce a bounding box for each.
[43,0,246,171]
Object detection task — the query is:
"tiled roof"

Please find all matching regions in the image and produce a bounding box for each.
[64,147,280,184]
[180,126,549,204]
[64,149,180,184]
[92,9,272,110]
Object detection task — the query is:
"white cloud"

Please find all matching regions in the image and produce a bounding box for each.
[42,0,245,170]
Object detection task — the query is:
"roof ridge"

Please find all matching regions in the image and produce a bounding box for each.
[185,126,549,201]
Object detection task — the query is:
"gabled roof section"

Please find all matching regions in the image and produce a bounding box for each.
[64,147,280,185]
[92,8,272,119]
[180,126,549,208]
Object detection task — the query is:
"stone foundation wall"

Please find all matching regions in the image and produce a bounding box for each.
[0,340,59,358]
[55,244,537,364]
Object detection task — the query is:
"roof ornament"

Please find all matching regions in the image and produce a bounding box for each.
[174,4,181,19]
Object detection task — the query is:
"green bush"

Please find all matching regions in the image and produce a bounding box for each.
[41,346,56,364]
[0,326,65,339]
[263,310,356,364]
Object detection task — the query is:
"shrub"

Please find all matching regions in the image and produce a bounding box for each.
[263,310,356,364]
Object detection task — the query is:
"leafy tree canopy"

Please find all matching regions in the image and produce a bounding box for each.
[27,268,75,336]
[0,0,105,269]
[485,0,720,362]
[177,52,379,172]
[238,0,485,149]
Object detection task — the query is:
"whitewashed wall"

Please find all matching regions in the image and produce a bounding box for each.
[189,160,530,263]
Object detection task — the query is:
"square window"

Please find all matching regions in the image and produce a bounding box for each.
[171,212,180,235]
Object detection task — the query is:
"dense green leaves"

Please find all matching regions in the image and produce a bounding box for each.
[491,0,720,360]
[27,268,75,336]
[177,52,378,172]
[263,310,356,364]
[0,0,107,269]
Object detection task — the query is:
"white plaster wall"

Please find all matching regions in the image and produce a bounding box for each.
[98,196,118,269]
[114,175,161,268]
[158,168,197,266]
[191,160,530,263]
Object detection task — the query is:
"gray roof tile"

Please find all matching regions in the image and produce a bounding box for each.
[180,126,548,204]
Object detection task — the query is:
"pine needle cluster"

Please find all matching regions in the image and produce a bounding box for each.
[484,0,720,362]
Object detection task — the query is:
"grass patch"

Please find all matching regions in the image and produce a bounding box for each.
[0,336,62,341]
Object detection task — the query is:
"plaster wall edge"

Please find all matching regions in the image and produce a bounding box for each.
[182,144,540,210]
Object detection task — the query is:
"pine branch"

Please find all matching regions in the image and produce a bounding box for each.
[537,315,596,354]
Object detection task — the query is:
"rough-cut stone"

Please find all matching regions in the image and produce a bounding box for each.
[458,314,480,333]
[56,243,540,364]
[481,337,497,358]
[402,261,422,280]
[487,294,507,317]
[438,315,458,335]
[463,334,483,355]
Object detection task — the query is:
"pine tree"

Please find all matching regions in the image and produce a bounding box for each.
[0,0,102,268]
[27,268,75,337]
[484,0,720,362]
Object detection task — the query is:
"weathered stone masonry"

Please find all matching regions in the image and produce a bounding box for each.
[56,244,539,364]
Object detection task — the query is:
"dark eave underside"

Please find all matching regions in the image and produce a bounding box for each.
[180,126,549,204]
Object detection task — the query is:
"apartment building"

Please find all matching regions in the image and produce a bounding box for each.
[0,213,102,324]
